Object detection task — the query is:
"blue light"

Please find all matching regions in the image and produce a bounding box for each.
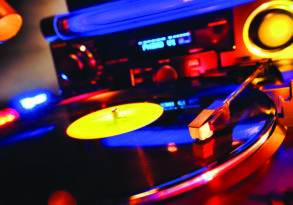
[101,126,195,147]
[20,93,48,110]
[49,0,254,41]
[160,101,176,110]
[178,35,192,45]
[232,116,268,155]
[177,99,186,107]
[232,117,266,141]
[147,166,208,192]
[11,90,54,113]
[188,97,199,105]
[61,73,69,81]
[166,39,176,47]
[0,125,55,147]
[142,41,165,51]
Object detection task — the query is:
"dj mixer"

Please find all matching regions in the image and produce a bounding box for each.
[0,0,292,204]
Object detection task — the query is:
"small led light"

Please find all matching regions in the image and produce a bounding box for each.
[19,93,48,110]
[79,45,86,52]
[177,99,186,107]
[61,73,69,80]
[160,101,176,110]
[167,142,178,153]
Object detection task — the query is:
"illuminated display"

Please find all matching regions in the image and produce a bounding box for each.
[160,101,176,110]
[160,99,200,111]
[138,32,192,51]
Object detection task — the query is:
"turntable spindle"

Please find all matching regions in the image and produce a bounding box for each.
[112,107,119,119]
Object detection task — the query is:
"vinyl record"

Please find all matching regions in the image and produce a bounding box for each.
[0,83,285,204]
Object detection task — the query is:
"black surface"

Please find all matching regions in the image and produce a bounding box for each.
[0,83,278,204]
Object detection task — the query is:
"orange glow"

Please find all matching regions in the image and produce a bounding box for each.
[48,190,77,205]
[167,142,178,153]
[130,68,136,86]
[137,148,155,187]
[0,0,22,42]
[66,102,163,139]
[130,189,159,204]
[69,54,83,70]
[85,90,121,102]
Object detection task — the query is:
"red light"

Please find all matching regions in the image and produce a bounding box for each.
[183,51,218,77]
[158,59,171,64]
[212,38,219,44]
[0,108,19,127]
[105,58,129,65]
[69,54,84,70]
[144,67,152,72]
[119,57,129,63]
[48,190,77,205]
[105,59,117,65]
[153,65,178,83]
[133,68,142,74]
[188,48,203,54]
[135,77,144,84]
[61,19,70,31]
[188,58,200,67]
[208,19,227,27]
[193,139,215,158]
[89,59,97,67]
[101,103,107,108]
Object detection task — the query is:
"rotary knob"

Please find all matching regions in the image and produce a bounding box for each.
[153,65,179,84]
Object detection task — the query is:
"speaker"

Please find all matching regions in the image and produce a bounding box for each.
[221,0,292,66]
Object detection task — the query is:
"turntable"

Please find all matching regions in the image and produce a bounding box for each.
[0,0,292,204]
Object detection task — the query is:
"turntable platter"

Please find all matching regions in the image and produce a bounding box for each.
[0,83,286,205]
[66,102,164,139]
